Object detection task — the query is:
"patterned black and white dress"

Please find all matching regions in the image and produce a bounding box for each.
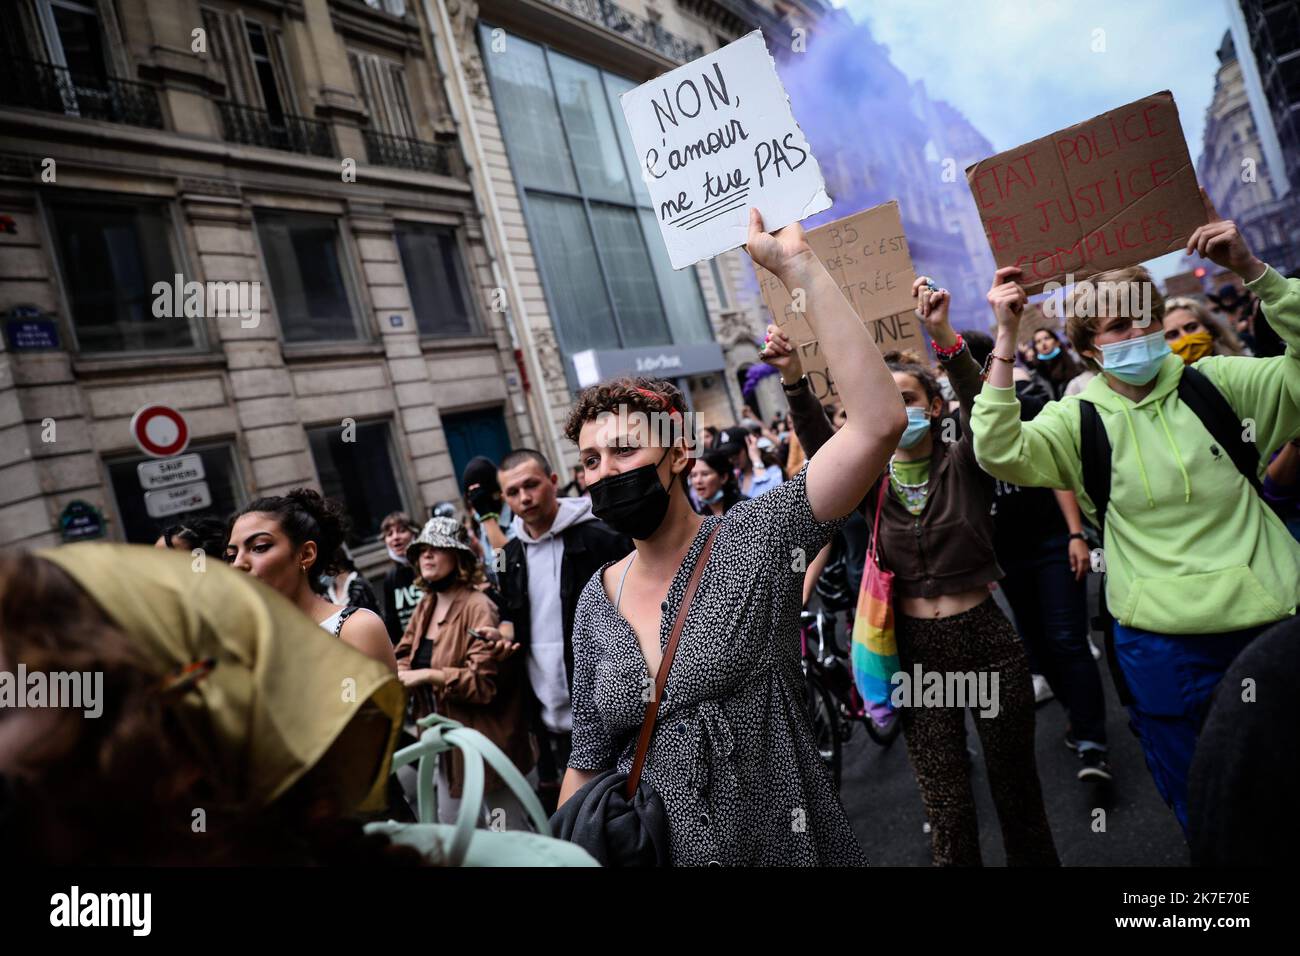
[568,467,868,866]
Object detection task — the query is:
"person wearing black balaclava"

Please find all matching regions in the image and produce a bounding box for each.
[462,455,514,577]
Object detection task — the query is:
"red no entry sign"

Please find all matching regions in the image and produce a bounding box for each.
[130,404,190,458]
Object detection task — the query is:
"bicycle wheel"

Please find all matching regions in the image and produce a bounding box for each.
[803,673,842,789]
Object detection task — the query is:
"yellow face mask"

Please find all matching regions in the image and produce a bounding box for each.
[1170,330,1214,365]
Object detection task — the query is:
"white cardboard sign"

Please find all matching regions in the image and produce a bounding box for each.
[619,30,831,270]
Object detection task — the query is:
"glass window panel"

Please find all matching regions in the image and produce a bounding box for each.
[308,420,407,546]
[52,3,107,85]
[106,443,243,544]
[244,21,285,121]
[256,211,359,343]
[396,222,477,338]
[48,196,194,354]
[526,194,618,354]
[478,26,577,193]
[550,52,631,203]
[589,203,670,347]
[638,208,712,344]
[602,72,652,208]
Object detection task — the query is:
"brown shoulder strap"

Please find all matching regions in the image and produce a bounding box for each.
[625,525,719,799]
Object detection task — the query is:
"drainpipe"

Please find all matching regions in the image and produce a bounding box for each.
[419,0,567,470]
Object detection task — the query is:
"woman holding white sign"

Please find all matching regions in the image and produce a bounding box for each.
[554,209,905,866]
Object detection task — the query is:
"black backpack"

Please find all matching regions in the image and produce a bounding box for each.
[1078,365,1263,704]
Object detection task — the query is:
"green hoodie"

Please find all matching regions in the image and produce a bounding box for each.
[972,266,1300,635]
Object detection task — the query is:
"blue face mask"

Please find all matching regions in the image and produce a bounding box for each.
[702,489,724,505]
[1037,346,1061,360]
[898,406,932,449]
[1098,330,1170,385]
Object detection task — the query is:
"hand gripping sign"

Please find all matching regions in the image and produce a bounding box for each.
[619,30,832,270]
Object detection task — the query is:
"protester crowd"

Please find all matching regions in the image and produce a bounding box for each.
[2,204,1298,868]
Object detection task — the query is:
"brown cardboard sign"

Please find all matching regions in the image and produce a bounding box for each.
[1162,271,1205,297]
[754,201,919,402]
[966,91,1207,295]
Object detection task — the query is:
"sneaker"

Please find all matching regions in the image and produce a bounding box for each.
[1032,673,1054,704]
[1087,636,1102,661]
[1064,730,1079,751]
[1077,749,1113,782]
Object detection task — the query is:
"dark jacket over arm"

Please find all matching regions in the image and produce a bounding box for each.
[785,378,837,462]
[498,520,632,727]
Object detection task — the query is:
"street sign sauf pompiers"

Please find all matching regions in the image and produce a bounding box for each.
[129,404,213,521]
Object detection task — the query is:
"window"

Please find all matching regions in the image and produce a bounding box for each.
[479,27,712,373]
[348,50,417,139]
[244,20,286,121]
[46,193,197,354]
[41,0,108,85]
[200,6,296,113]
[364,0,407,15]
[106,443,244,545]
[308,420,408,545]
[256,210,363,343]
[395,222,478,337]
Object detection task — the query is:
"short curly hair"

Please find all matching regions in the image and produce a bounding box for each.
[564,376,692,489]
[564,376,688,442]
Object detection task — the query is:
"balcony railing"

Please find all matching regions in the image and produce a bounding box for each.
[217,100,334,157]
[0,57,163,128]
[541,0,705,63]
[363,128,464,177]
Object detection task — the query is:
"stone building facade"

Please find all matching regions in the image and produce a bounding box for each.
[1199,29,1300,278]
[0,0,828,562]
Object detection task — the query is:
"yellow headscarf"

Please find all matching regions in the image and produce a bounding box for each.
[39,543,403,814]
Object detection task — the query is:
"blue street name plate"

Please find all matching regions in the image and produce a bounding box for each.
[5,319,60,350]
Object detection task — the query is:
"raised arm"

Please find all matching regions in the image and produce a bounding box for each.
[1184,207,1300,463]
[970,266,1083,495]
[746,209,906,522]
[761,322,836,460]
[912,276,981,435]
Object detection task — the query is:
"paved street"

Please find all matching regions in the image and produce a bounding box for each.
[833,579,1190,866]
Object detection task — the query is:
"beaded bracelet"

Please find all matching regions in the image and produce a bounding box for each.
[931,333,965,361]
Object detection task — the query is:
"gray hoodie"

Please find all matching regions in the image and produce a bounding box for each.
[512,496,599,733]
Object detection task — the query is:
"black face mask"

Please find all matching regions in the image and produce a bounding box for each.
[588,450,672,540]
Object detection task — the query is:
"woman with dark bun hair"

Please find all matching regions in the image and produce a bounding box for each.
[226,488,396,670]
[154,515,229,558]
